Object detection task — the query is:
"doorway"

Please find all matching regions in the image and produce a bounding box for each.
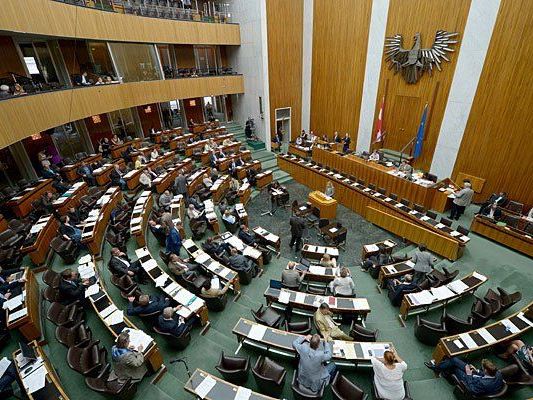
[275,107,291,153]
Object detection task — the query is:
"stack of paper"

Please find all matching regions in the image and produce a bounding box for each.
[458,333,477,349]
[104,309,124,326]
[447,280,469,294]
[194,375,217,399]
[235,386,252,400]
[309,265,326,275]
[364,244,379,252]
[384,240,395,247]
[8,308,27,322]
[248,324,268,341]
[408,291,435,306]
[124,328,152,350]
[278,290,291,304]
[472,272,487,282]
[430,286,456,301]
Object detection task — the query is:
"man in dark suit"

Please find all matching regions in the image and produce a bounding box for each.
[342,133,351,153]
[58,268,91,305]
[425,357,503,397]
[42,166,69,193]
[77,161,96,186]
[481,192,508,209]
[174,170,188,199]
[228,248,257,276]
[108,247,144,282]
[110,164,126,190]
[202,237,230,258]
[127,294,170,316]
[479,203,502,221]
[238,225,256,246]
[387,274,418,306]
[156,306,195,337]
[289,214,306,251]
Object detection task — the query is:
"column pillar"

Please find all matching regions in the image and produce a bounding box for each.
[9,142,37,180]
[74,120,95,154]
[301,0,314,133]
[260,0,272,151]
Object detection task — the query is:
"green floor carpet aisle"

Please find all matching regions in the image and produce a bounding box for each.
[1,178,532,400]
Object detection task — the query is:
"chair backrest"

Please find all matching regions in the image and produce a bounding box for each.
[440,217,453,227]
[389,193,398,201]
[456,225,470,236]
[426,210,438,220]
[400,198,410,206]
[506,200,523,214]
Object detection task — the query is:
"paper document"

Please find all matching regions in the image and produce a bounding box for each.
[79,254,92,264]
[435,223,445,229]
[472,271,487,282]
[295,292,306,303]
[85,284,100,298]
[8,307,27,322]
[409,291,434,305]
[194,375,216,399]
[124,328,152,350]
[352,298,369,309]
[176,307,192,318]
[188,298,205,312]
[248,324,268,341]
[0,357,11,377]
[154,273,169,287]
[344,343,357,360]
[329,227,338,233]
[447,280,469,294]
[2,294,23,311]
[143,259,158,272]
[384,240,395,247]
[278,290,291,304]
[365,244,379,252]
[430,286,456,301]
[195,252,211,264]
[100,304,117,319]
[502,319,520,334]
[104,309,124,326]
[163,282,180,297]
[458,333,477,349]
[517,312,533,327]
[309,265,326,275]
[453,339,464,349]
[478,328,497,344]
[450,231,461,237]
[405,260,415,267]
[235,386,252,400]
[23,364,47,394]
[175,289,195,305]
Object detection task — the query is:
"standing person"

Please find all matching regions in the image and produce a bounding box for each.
[100,137,111,158]
[450,181,474,220]
[174,170,188,200]
[342,133,351,153]
[109,332,147,384]
[162,219,182,255]
[293,334,336,394]
[371,349,408,400]
[289,214,306,251]
[325,181,335,198]
[411,243,434,284]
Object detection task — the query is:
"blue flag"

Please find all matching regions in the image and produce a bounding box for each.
[413,104,428,159]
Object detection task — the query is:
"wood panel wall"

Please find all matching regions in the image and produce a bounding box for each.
[372,0,471,170]
[266,0,303,140]
[452,0,533,206]
[0,75,244,148]
[137,103,162,134]
[0,36,26,77]
[310,0,372,147]
[175,45,196,69]
[1,0,240,45]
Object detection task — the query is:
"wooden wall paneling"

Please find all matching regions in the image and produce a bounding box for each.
[452,0,533,206]
[175,45,196,69]
[266,0,303,140]
[0,75,244,148]
[183,97,204,124]
[84,113,113,149]
[372,0,471,171]
[137,103,162,134]
[0,36,26,76]
[310,0,372,146]
[0,0,240,45]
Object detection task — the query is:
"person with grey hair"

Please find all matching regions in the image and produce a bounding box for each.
[109,331,147,383]
[0,85,10,98]
[450,181,474,220]
[293,333,336,393]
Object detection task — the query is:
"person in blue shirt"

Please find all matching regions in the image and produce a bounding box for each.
[425,357,503,396]
[293,334,336,394]
[163,220,182,255]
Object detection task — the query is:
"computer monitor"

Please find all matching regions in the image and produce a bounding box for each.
[19,340,36,361]
[269,279,282,289]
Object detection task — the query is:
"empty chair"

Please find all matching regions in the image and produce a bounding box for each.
[349,322,378,342]
[110,274,138,295]
[483,288,502,316]
[0,229,24,250]
[50,236,80,264]
[42,269,61,288]
[457,225,470,236]
[46,302,84,327]
[251,305,283,328]
[43,286,60,303]
[0,247,23,269]
[440,217,453,227]
[305,284,327,295]
[318,218,330,229]
[377,187,386,195]
[252,356,287,398]
[284,318,312,335]
[426,210,438,220]
[414,315,448,346]
[215,352,250,384]
[428,267,459,286]
[291,370,325,400]
[85,363,137,399]
[443,310,474,335]
[470,298,493,326]
[413,204,426,213]
[357,179,365,186]
[506,200,523,214]
[389,193,398,201]
[502,214,520,228]
[67,340,107,377]
[400,198,410,207]
[56,321,92,348]
[152,325,191,349]
[497,287,522,312]
[368,184,376,191]
[331,372,368,400]
[8,219,31,235]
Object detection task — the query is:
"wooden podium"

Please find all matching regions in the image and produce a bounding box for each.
[308,190,337,219]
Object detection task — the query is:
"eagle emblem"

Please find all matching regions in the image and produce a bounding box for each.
[384,31,459,84]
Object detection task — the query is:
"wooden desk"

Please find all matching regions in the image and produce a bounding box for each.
[252,226,281,252]
[219,232,263,270]
[320,222,347,244]
[125,152,175,190]
[399,271,488,320]
[169,133,194,151]
[0,214,7,231]
[80,187,122,256]
[233,318,395,368]
[289,143,312,158]
[301,243,339,261]
[110,138,142,159]
[255,170,273,189]
[6,268,41,341]
[308,190,338,219]
[185,134,234,156]
[204,199,220,234]
[235,203,248,226]
[52,181,88,215]
[264,287,370,320]
[200,142,241,166]
[60,153,102,181]
[295,262,338,284]
[210,175,230,203]
[366,206,463,260]
[236,160,261,180]
[92,160,125,186]
[187,168,209,196]
[170,194,185,222]
[362,239,397,259]
[377,260,416,287]
[432,178,459,213]
[130,191,152,247]
[13,341,70,399]
[433,301,533,363]
[80,258,163,374]
[183,239,241,293]
[6,179,54,218]
[131,144,160,162]
[135,247,209,326]
[216,150,252,172]
[21,215,59,265]
[153,158,193,194]
[470,215,533,257]
[237,182,251,205]
[185,369,276,400]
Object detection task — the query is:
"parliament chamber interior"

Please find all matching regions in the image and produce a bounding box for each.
[0,1,532,399]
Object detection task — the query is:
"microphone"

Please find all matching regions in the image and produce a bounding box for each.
[170,357,186,364]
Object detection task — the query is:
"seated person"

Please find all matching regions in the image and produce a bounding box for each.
[158,190,173,212]
[139,169,153,189]
[110,332,147,384]
[498,339,532,373]
[398,160,413,176]
[293,334,336,393]
[150,148,159,161]
[387,274,418,306]
[127,294,170,316]
[0,358,22,394]
[67,206,84,225]
[0,274,25,298]
[134,154,147,169]
[167,254,198,280]
[222,209,237,225]
[479,202,502,221]
[60,215,83,247]
[201,279,231,298]
[247,168,258,186]
[42,167,69,193]
[202,175,213,189]
[157,306,195,337]
[209,150,218,167]
[479,191,508,210]
[228,248,257,276]
[314,303,352,341]
[281,261,306,288]
[110,164,126,190]
[77,161,96,186]
[108,247,145,281]
[369,150,381,162]
[202,237,230,258]
[329,267,355,297]
[187,203,206,222]
[40,191,57,214]
[58,268,91,305]
[425,357,503,397]
[238,225,256,246]
[371,349,408,400]
[295,136,303,145]
[319,253,337,268]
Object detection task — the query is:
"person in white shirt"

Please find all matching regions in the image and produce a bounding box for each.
[369,150,381,162]
[203,176,213,189]
[139,170,152,189]
[319,254,337,268]
[329,267,355,297]
[295,137,303,146]
[371,349,407,400]
[325,181,335,198]
[525,208,533,222]
[222,209,236,225]
[150,149,159,161]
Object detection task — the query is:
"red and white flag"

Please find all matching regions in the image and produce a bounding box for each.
[375,96,385,142]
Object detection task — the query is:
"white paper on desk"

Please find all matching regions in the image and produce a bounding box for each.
[100,304,117,319]
[143,259,158,272]
[194,375,216,399]
[154,273,169,287]
[248,324,268,341]
[450,231,461,237]
[435,223,446,229]
[478,328,497,344]
[131,217,142,225]
[85,284,100,298]
[384,240,395,247]
[0,357,11,378]
[228,236,245,251]
[235,386,252,400]
[363,188,371,192]
[352,298,370,309]
[460,235,470,242]
[189,298,205,312]
[266,233,279,242]
[517,312,533,327]
[176,306,192,318]
[2,294,23,310]
[420,216,430,221]
[329,227,338,233]
[195,252,211,265]
[29,225,42,234]
[502,319,520,334]
[326,247,339,256]
[459,333,477,349]
[79,254,92,264]
[405,260,415,267]
[430,286,456,301]
[409,291,434,305]
[365,244,379,252]
[309,265,326,275]
[344,343,357,360]
[243,246,261,259]
[453,339,464,349]
[163,282,180,297]
[295,292,306,303]
[384,197,392,202]
[8,307,27,322]
[135,247,150,259]
[124,328,152,350]
[386,266,397,274]
[447,280,469,294]
[278,290,291,304]
[394,203,403,208]
[23,364,47,394]
[104,309,124,326]
[472,271,487,282]
[211,277,220,290]
[299,206,306,211]
[175,289,195,305]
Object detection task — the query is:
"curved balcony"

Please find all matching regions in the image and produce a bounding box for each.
[1,0,240,45]
[0,75,244,147]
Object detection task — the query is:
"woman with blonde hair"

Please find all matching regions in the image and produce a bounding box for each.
[329,267,355,297]
[371,348,407,400]
[325,180,335,198]
[319,253,337,268]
